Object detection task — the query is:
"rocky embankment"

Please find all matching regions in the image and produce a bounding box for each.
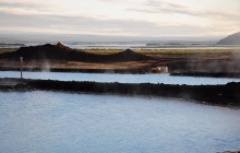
[1,78,240,107]
[218,151,240,153]
[171,72,240,78]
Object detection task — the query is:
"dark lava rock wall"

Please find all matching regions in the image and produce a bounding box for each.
[26,79,240,106]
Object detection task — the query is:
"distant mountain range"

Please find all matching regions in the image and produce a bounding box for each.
[216,32,240,45]
[1,32,240,46]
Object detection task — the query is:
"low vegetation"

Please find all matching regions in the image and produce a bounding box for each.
[135,48,238,54]
[79,49,122,55]
[0,48,17,54]
[79,48,238,55]
[0,48,238,55]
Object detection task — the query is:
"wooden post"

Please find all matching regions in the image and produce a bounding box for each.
[20,57,23,79]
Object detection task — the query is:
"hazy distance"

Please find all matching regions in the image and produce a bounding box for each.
[0,0,239,41]
[0,33,222,45]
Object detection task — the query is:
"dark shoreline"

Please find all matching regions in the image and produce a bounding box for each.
[171,72,240,78]
[1,78,240,107]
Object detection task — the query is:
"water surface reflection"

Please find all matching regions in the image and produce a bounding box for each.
[1,71,240,85]
[0,91,240,153]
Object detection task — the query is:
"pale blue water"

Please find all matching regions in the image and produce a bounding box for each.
[1,71,240,85]
[0,91,240,153]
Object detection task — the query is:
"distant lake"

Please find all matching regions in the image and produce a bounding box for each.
[1,71,240,85]
[0,91,240,153]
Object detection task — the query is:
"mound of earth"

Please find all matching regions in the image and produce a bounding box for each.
[0,42,154,62]
[102,48,154,61]
[0,42,75,60]
[216,32,240,45]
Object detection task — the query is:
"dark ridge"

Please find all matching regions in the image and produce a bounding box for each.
[0,43,155,62]
[170,72,240,78]
[56,42,72,50]
[1,78,240,107]
[0,42,76,61]
[103,48,154,62]
[216,32,240,45]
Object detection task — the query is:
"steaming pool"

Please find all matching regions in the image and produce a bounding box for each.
[1,71,240,85]
[0,91,240,153]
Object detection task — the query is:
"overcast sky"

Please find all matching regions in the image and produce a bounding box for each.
[0,0,239,38]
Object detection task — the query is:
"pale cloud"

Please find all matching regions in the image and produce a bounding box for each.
[0,11,159,36]
[130,0,240,35]
[0,0,239,37]
[0,1,52,13]
[0,11,230,37]
[99,0,126,3]
[144,0,240,19]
